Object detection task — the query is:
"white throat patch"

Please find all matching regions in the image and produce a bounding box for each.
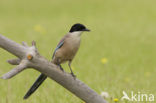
[69,31,82,42]
[70,31,83,37]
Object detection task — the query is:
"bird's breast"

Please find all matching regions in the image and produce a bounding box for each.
[54,35,81,63]
[63,36,81,56]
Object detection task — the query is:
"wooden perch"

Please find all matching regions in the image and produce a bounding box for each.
[1,60,27,79]
[0,34,107,103]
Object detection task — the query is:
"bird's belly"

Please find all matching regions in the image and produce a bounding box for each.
[54,40,80,64]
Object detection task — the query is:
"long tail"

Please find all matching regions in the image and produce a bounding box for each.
[23,73,47,99]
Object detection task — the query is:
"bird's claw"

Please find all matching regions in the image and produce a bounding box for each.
[58,65,64,72]
[59,67,64,72]
[71,72,76,79]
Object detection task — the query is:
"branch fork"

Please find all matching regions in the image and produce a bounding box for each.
[0,34,107,103]
[1,41,37,79]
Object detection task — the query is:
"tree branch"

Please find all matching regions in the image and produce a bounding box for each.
[22,41,29,47]
[0,34,107,103]
[7,58,21,65]
[1,60,27,79]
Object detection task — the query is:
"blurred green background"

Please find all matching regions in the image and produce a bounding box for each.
[0,0,156,103]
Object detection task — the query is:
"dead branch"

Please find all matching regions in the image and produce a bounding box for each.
[0,34,107,103]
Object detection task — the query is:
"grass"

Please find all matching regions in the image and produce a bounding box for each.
[0,0,156,103]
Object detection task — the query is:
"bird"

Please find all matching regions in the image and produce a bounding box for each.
[23,23,90,99]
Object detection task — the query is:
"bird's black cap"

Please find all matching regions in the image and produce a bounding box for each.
[69,23,90,32]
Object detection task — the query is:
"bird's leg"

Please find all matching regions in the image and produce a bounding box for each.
[56,59,64,72]
[68,61,76,78]
[59,64,64,72]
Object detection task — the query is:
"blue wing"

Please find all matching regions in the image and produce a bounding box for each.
[52,40,64,59]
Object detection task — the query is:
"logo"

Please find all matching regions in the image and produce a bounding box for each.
[121,91,155,102]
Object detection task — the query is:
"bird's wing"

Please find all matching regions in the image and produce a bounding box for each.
[23,36,66,99]
[52,39,65,59]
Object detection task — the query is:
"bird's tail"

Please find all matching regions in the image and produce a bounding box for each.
[23,73,47,99]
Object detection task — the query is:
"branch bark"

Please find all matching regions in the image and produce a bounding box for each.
[1,60,27,79]
[0,34,107,103]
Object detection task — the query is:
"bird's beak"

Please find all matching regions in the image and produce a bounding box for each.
[83,28,90,32]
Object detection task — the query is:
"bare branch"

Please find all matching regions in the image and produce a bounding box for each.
[7,58,21,65]
[0,34,107,103]
[22,41,28,47]
[1,60,28,79]
[0,34,27,58]
[32,40,36,46]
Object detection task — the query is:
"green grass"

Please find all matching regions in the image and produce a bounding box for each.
[0,0,156,103]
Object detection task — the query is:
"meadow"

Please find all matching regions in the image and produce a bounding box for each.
[0,0,156,103]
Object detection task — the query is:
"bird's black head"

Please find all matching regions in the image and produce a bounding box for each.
[69,23,90,32]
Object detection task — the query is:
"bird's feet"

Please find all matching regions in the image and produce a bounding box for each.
[59,66,64,72]
[58,65,64,72]
[71,72,76,79]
